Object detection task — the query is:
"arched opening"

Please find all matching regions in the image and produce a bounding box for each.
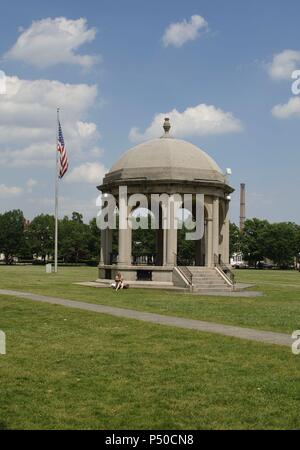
[176,204,207,266]
[130,207,156,265]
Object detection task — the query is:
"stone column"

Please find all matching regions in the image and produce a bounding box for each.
[105,228,113,264]
[160,203,168,266]
[118,203,132,266]
[100,228,107,265]
[212,196,219,265]
[118,226,132,265]
[166,200,177,266]
[193,194,202,266]
[223,201,230,264]
[166,228,177,265]
[205,218,213,267]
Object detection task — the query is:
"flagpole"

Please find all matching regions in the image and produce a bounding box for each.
[54,107,59,273]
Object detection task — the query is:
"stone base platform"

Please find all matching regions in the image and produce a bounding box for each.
[75,280,262,297]
[76,280,188,292]
[98,264,175,283]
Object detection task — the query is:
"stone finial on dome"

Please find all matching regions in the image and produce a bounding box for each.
[163,117,171,136]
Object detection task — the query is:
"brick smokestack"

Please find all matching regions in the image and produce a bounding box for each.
[240,183,246,231]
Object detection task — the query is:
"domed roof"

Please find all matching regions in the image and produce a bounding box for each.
[102,119,226,185]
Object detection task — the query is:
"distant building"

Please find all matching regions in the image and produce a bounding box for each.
[230,252,248,269]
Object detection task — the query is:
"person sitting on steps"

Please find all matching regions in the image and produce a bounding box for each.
[115,271,124,291]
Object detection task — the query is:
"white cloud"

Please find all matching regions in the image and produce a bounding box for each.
[162,15,208,48]
[5,17,99,69]
[89,147,104,157]
[0,184,23,198]
[129,103,242,142]
[0,75,100,167]
[66,162,107,184]
[268,50,300,80]
[271,96,300,118]
[77,121,99,139]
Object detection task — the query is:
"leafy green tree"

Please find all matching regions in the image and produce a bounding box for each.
[88,217,101,259]
[0,209,25,264]
[240,218,270,267]
[27,214,54,261]
[229,222,241,257]
[264,222,299,267]
[132,215,155,256]
[59,213,91,263]
[177,226,195,265]
[18,223,33,260]
[71,211,83,224]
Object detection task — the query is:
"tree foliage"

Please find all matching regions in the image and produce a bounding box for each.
[59,213,91,263]
[1,208,300,268]
[239,218,270,266]
[263,222,299,267]
[229,222,241,257]
[0,210,25,263]
[27,214,54,261]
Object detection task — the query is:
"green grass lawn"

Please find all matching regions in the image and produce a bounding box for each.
[1,294,300,429]
[0,265,300,333]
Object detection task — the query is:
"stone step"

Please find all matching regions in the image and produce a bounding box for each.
[193,284,229,289]
[193,286,232,292]
[191,272,218,275]
[191,273,218,277]
[192,275,218,277]
[193,289,233,294]
[183,267,233,292]
[192,276,223,280]
[192,278,227,283]
[189,270,216,273]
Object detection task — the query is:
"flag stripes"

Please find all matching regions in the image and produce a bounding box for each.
[57,119,68,178]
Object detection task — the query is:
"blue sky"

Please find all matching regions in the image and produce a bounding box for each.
[0,0,300,224]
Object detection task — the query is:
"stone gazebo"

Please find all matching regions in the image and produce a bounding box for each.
[97,119,234,291]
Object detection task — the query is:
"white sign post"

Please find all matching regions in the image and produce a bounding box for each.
[0,331,6,355]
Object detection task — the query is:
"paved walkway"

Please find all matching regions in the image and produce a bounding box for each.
[0,289,292,348]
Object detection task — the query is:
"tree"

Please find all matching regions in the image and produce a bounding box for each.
[229,222,241,257]
[132,215,155,256]
[88,217,101,259]
[71,211,83,224]
[264,222,299,267]
[177,226,196,265]
[0,210,25,264]
[240,218,270,267]
[27,214,54,261]
[59,213,91,262]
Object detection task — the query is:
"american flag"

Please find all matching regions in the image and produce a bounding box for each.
[57,119,68,178]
